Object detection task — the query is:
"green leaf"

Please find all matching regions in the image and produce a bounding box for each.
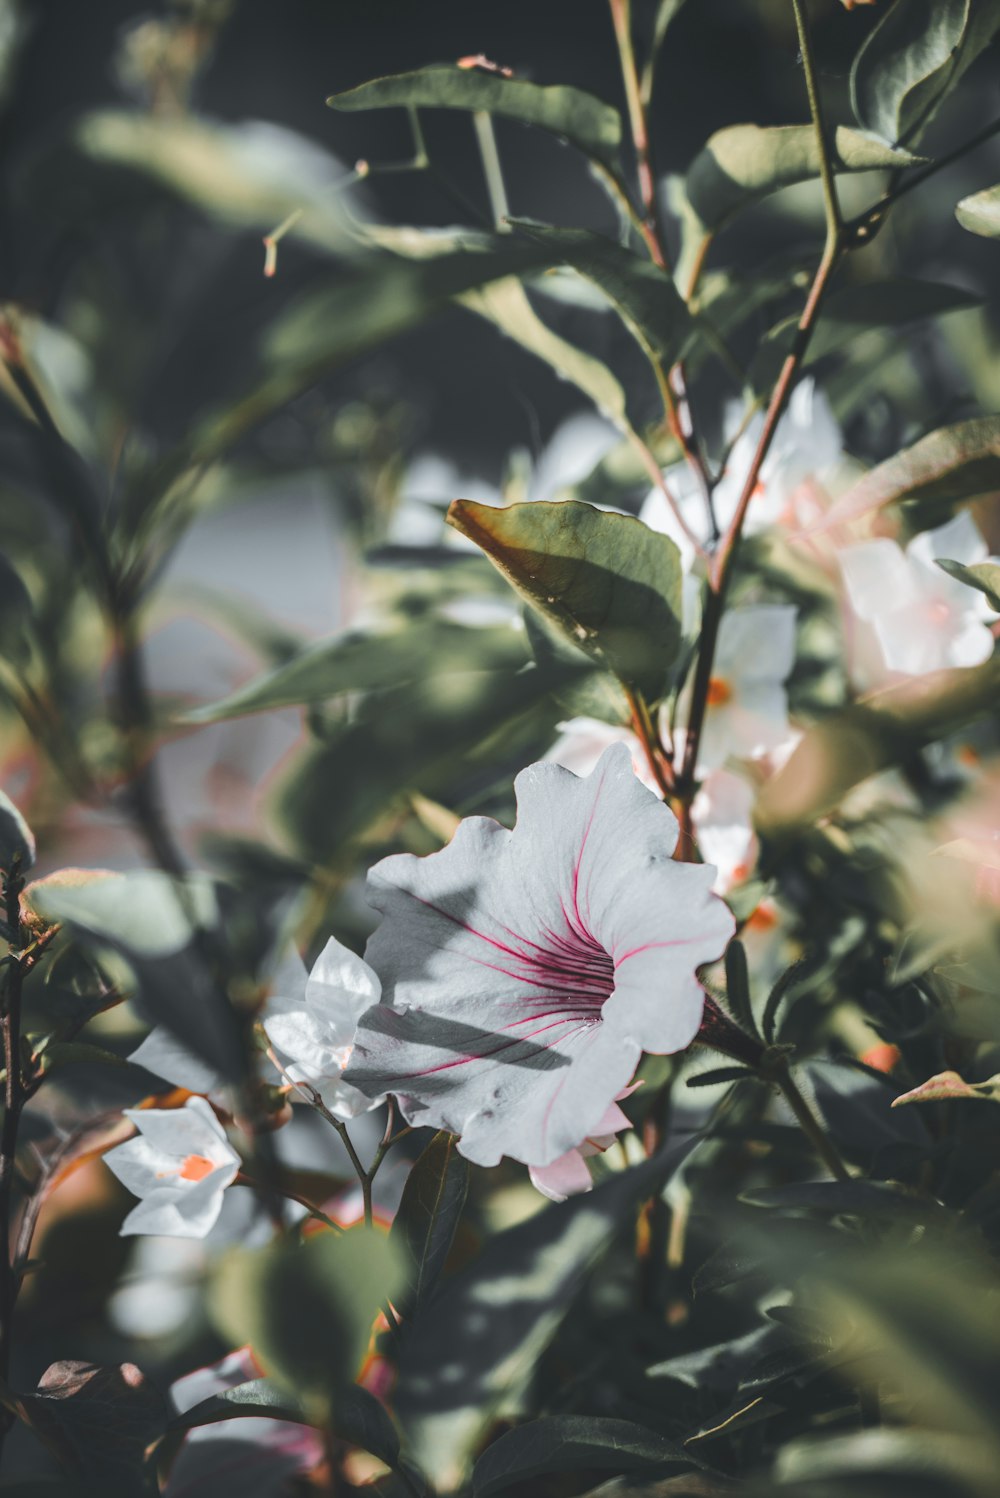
[35,1041,130,1076]
[956,184,1000,237]
[473,1416,692,1496]
[0,789,35,873]
[27,871,243,1084]
[183,621,528,724]
[168,1377,304,1433]
[509,223,697,372]
[775,1428,998,1493]
[0,550,33,669]
[75,110,348,251]
[210,1228,404,1425]
[851,0,1000,147]
[936,557,1000,611]
[723,938,757,1039]
[819,416,1000,531]
[394,1140,695,1490]
[390,1132,470,1318]
[327,66,622,168]
[685,1066,755,1089]
[15,1361,169,1498]
[754,657,1000,837]
[446,500,683,699]
[684,124,918,234]
[743,1180,950,1224]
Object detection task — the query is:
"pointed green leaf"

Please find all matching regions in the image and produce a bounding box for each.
[0,789,35,873]
[936,557,1000,611]
[210,1228,404,1425]
[473,1416,692,1496]
[390,1132,470,1317]
[447,500,683,699]
[818,416,1000,531]
[685,124,919,234]
[327,67,622,168]
[851,0,1000,147]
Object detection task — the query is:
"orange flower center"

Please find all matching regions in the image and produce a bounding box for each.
[706,676,732,707]
[179,1154,215,1182]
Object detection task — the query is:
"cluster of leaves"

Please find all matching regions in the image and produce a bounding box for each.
[2,0,1000,1496]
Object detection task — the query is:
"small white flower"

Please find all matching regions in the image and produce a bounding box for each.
[104,1097,240,1239]
[839,511,998,677]
[546,717,659,793]
[691,769,758,891]
[264,937,386,1120]
[676,605,798,772]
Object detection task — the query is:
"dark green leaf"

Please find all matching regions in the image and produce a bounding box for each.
[473,1417,692,1496]
[510,223,697,372]
[956,184,1000,237]
[723,938,757,1038]
[15,1361,169,1498]
[851,0,1000,147]
[685,1066,755,1088]
[743,1180,949,1224]
[0,789,35,873]
[210,1227,404,1424]
[446,500,683,698]
[327,67,622,168]
[183,621,528,725]
[936,557,1000,611]
[390,1132,470,1317]
[394,1139,695,1489]
[35,1041,130,1076]
[0,550,33,668]
[168,1377,304,1433]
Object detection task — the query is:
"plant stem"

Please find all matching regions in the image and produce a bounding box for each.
[771,1058,851,1183]
[675,0,844,809]
[608,0,671,274]
[472,111,510,230]
[846,115,1000,246]
[0,858,27,1465]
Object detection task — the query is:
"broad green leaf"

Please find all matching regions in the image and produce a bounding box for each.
[15,1360,169,1498]
[851,0,1000,147]
[818,416,1000,531]
[0,788,35,872]
[183,621,528,725]
[754,657,1000,837]
[936,557,1000,611]
[27,871,243,1084]
[957,184,1000,237]
[446,500,683,699]
[75,111,348,251]
[892,1069,1000,1106]
[327,66,622,168]
[684,124,918,234]
[509,223,697,372]
[473,1416,692,1496]
[210,1228,404,1424]
[394,1140,695,1490]
[390,1132,469,1318]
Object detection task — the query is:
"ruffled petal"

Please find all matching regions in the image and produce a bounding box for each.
[529,1148,595,1202]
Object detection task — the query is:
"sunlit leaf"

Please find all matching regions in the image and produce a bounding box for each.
[327,66,622,168]
[447,500,683,699]
[183,620,528,725]
[210,1228,404,1424]
[956,184,1000,238]
[816,416,1000,531]
[891,1069,1000,1106]
[851,0,1000,147]
[473,1416,692,1496]
[936,556,1000,611]
[684,124,918,234]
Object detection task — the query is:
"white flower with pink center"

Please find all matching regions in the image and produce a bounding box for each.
[838,511,998,677]
[104,1097,240,1239]
[344,745,734,1170]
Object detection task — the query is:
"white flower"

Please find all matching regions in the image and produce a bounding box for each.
[839,511,998,677]
[104,1097,240,1239]
[641,379,842,553]
[691,769,758,891]
[528,1086,637,1201]
[676,605,798,771]
[345,745,733,1169]
[264,937,386,1120]
[546,717,659,794]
